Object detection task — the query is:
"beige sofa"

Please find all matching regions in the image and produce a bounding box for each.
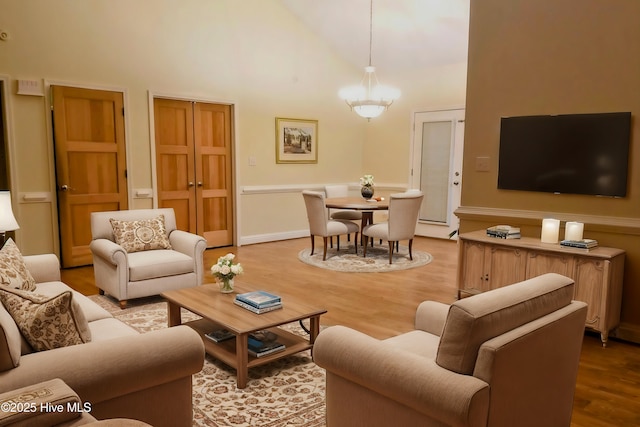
[314,273,588,427]
[0,254,205,427]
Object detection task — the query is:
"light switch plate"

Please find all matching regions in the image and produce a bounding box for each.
[475,156,490,172]
[17,79,44,96]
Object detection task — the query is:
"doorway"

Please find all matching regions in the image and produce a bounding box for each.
[410,108,465,239]
[153,98,234,248]
[52,85,128,267]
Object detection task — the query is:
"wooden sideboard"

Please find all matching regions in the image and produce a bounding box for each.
[457,230,625,346]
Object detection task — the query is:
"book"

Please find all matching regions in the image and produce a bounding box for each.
[204,329,235,343]
[234,299,283,314]
[235,290,281,308]
[247,333,285,358]
[560,239,598,249]
[486,225,521,239]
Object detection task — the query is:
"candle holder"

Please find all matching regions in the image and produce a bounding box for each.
[564,222,584,241]
[540,218,560,243]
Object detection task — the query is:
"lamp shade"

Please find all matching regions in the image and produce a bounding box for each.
[0,191,19,232]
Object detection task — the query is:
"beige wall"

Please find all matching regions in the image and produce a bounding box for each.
[0,0,467,253]
[462,0,640,340]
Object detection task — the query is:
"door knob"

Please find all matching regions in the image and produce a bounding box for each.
[197,182,203,187]
[188,182,194,187]
[59,184,69,191]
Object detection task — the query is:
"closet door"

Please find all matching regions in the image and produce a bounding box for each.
[153,99,197,233]
[154,98,234,247]
[194,103,234,247]
[52,85,128,267]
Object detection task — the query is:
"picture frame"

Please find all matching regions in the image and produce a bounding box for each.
[275,118,318,164]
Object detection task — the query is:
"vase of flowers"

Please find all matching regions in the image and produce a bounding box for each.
[360,174,375,199]
[211,253,243,293]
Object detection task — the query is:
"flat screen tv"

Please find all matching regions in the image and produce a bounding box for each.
[497,112,632,197]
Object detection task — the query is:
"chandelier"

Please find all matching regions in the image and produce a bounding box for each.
[339,0,400,120]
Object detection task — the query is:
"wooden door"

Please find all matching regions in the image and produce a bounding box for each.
[154,98,234,247]
[52,86,128,267]
[194,102,234,247]
[485,245,526,289]
[153,99,196,232]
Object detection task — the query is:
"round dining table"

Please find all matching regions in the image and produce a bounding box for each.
[324,197,389,232]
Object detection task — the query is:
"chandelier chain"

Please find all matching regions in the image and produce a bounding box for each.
[368,0,373,67]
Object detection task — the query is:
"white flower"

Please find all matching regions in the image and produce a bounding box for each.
[211,253,243,281]
[360,174,374,187]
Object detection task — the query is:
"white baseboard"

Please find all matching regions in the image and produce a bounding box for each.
[239,230,308,246]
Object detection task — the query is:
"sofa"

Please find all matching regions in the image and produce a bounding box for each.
[314,273,588,427]
[0,252,205,427]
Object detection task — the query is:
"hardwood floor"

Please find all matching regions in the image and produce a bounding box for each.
[62,236,640,426]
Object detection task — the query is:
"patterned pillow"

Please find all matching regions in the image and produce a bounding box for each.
[109,214,172,253]
[0,239,36,291]
[0,288,92,351]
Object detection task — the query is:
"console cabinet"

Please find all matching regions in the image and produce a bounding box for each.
[457,230,626,346]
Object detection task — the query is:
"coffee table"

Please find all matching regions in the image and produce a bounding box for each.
[161,283,327,388]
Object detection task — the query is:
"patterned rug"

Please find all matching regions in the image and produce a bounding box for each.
[89,295,326,427]
[298,244,433,272]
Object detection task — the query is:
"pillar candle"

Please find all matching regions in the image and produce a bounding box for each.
[541,218,560,243]
[564,222,584,241]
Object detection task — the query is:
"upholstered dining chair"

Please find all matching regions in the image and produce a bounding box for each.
[89,208,207,308]
[302,190,359,261]
[363,190,424,264]
[324,185,363,222]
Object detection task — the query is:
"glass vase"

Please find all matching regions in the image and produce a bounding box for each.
[218,277,235,293]
[361,185,374,199]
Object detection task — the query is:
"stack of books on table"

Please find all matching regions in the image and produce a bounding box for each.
[234,290,283,314]
[247,331,285,358]
[204,328,235,343]
[486,225,521,239]
[560,239,599,249]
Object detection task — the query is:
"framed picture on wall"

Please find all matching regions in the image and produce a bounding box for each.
[275,117,318,164]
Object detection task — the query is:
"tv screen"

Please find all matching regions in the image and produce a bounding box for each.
[497,112,632,197]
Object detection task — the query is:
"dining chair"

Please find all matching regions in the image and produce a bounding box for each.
[302,190,359,261]
[325,184,362,245]
[362,190,424,264]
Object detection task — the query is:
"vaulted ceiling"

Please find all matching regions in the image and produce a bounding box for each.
[279,0,470,78]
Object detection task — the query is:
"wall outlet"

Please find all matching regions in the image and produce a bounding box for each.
[475,156,490,172]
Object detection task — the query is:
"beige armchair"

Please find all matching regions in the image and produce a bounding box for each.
[302,190,359,260]
[314,273,588,427]
[89,208,206,308]
[363,190,423,263]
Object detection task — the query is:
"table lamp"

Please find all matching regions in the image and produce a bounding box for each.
[0,191,19,245]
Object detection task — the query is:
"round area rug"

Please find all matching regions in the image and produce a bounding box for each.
[298,244,433,272]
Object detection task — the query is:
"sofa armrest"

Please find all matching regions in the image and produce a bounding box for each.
[168,230,206,258]
[415,300,450,336]
[22,254,61,283]
[0,378,88,426]
[89,239,127,266]
[0,326,205,406]
[313,325,489,427]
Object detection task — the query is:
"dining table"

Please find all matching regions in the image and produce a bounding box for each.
[324,197,389,241]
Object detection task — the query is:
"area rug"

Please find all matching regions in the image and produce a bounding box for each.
[298,244,433,272]
[89,295,326,427]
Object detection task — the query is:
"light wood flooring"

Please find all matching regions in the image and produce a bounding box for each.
[62,236,640,427]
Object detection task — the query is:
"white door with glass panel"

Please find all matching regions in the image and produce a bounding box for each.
[410,109,464,239]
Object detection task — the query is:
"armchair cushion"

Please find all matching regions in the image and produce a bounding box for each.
[109,215,172,253]
[0,303,21,371]
[0,239,36,291]
[436,273,575,375]
[0,288,91,351]
[127,250,194,282]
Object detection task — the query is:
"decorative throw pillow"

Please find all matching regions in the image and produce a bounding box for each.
[109,214,172,253]
[0,239,36,291]
[0,288,91,351]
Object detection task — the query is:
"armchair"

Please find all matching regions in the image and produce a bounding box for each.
[89,208,206,308]
[314,273,588,427]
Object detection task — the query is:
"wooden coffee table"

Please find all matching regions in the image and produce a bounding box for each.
[161,283,327,388]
